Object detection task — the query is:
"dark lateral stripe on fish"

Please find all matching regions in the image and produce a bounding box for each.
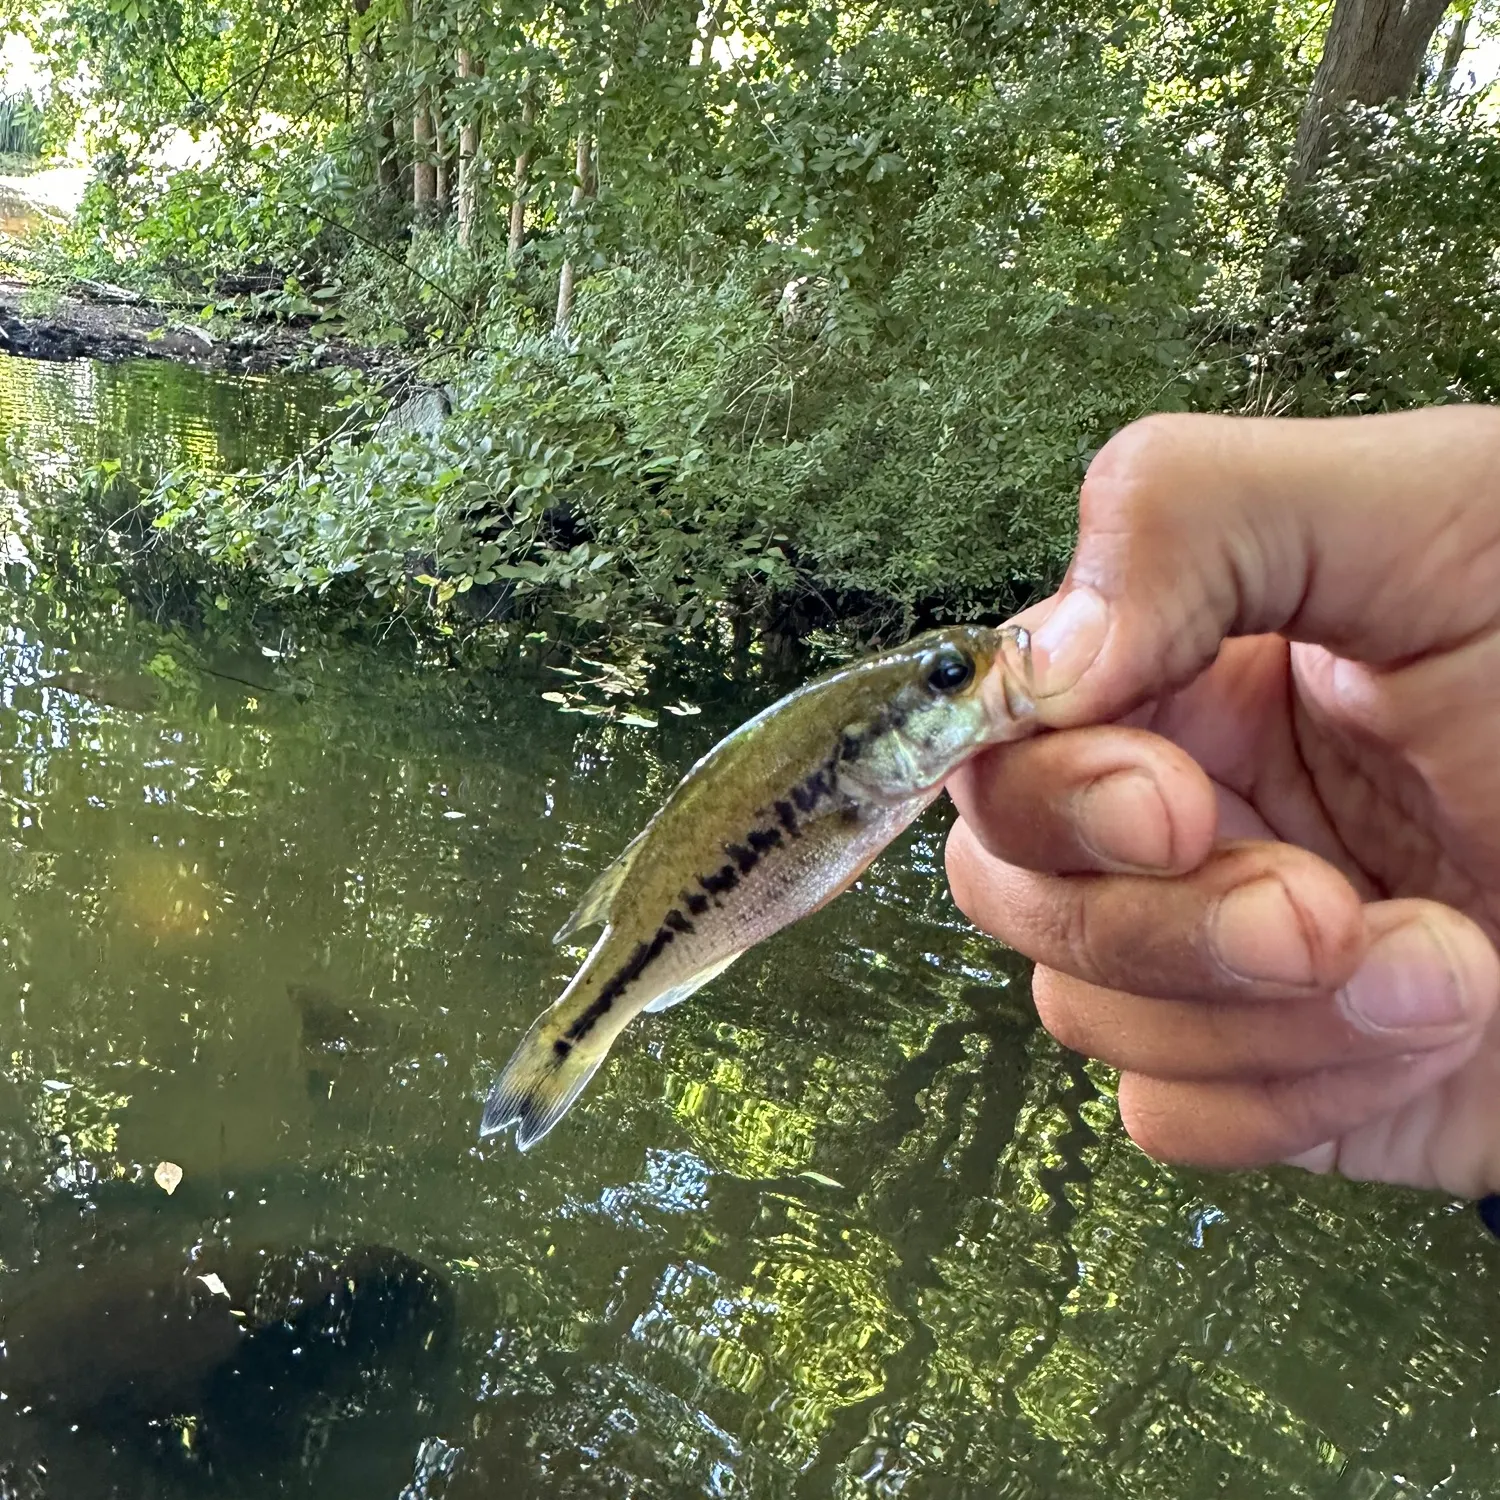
[560,753,850,1048]
[723,816,788,878]
[747,826,782,855]
[566,918,683,1041]
[726,842,758,874]
[696,758,842,910]
[699,863,739,897]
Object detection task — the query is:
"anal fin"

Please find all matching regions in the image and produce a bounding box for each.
[643,950,744,1013]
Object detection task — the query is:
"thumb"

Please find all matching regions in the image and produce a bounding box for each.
[1023,408,1500,726]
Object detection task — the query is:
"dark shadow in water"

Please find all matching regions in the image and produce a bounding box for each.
[0,1184,455,1499]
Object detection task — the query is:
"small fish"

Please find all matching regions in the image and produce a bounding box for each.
[481,623,1039,1149]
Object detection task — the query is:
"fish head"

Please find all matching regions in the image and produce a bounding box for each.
[840,624,1036,798]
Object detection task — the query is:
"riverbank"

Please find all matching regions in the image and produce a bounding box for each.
[0,275,394,373]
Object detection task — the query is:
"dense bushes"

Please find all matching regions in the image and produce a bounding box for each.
[137,22,1217,644]
[16,0,1500,651]
[1261,96,1500,416]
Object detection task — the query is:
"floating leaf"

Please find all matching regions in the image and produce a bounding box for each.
[799,1170,843,1189]
[196,1272,230,1298]
[154,1160,183,1195]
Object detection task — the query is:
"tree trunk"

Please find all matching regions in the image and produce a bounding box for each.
[456,48,481,249]
[508,85,534,267]
[376,113,400,200]
[433,103,449,209]
[554,130,594,332]
[1436,9,1469,94]
[1290,0,1453,188]
[398,113,413,202]
[555,263,578,332]
[413,90,436,210]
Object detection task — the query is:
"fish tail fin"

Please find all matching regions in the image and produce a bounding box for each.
[479,1013,613,1151]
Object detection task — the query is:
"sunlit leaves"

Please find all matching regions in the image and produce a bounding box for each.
[14,0,1498,650]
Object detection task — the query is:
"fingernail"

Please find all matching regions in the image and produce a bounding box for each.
[1030,588,1109,699]
[1075,770,1173,872]
[1210,878,1316,987]
[1337,920,1467,1033]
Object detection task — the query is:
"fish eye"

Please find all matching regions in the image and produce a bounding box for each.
[923,645,974,695]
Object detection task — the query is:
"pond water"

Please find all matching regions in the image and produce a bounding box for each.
[0,350,1497,1498]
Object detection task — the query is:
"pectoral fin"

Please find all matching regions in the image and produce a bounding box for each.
[642,950,744,1013]
[553,830,647,943]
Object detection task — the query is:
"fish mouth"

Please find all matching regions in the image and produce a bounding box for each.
[978,624,1037,737]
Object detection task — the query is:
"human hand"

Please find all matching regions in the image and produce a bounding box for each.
[945,407,1500,1198]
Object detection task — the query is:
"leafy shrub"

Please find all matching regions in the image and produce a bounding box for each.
[0,91,43,159]
[149,202,1202,644]
[1257,95,1500,414]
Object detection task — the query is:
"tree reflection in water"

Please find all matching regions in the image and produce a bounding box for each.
[0,350,1496,1498]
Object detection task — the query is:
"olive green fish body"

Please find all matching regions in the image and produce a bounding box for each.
[481,624,1038,1149]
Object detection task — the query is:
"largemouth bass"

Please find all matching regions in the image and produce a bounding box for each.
[481,623,1039,1149]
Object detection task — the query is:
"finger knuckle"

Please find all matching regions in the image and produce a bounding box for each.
[1050,883,1106,985]
[1256,1075,1339,1160]
[1081,414,1183,508]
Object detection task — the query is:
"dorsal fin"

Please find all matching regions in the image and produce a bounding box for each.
[553,830,646,943]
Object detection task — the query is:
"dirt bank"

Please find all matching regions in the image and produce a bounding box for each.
[0,276,392,373]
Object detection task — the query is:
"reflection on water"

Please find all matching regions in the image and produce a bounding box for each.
[0,349,331,497]
[0,185,39,240]
[0,350,1497,1497]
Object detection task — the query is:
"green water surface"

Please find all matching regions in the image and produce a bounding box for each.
[0,351,1496,1499]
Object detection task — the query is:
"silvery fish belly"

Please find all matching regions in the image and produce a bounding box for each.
[480,623,1039,1150]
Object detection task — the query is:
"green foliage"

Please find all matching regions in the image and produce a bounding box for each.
[8,0,1498,645]
[0,91,43,158]
[152,268,811,633]
[1257,94,1500,414]
[149,202,1201,642]
[63,134,332,297]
